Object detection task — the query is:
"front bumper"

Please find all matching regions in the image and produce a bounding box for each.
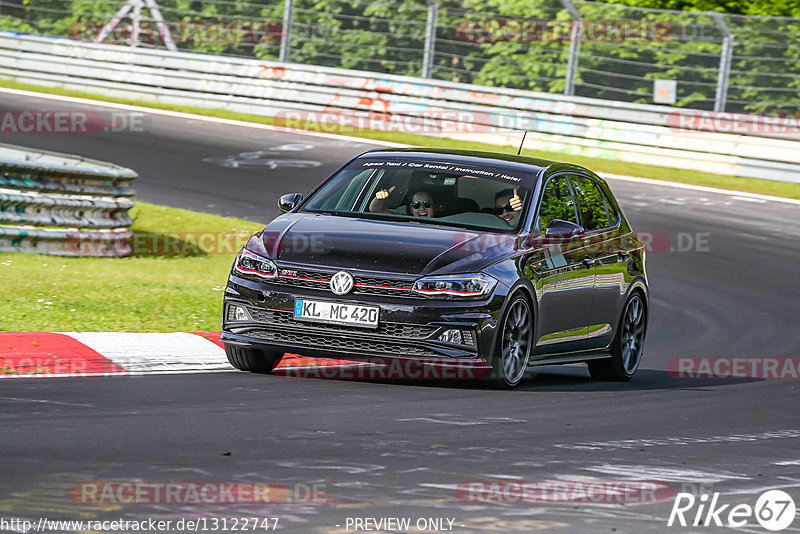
[221,273,508,371]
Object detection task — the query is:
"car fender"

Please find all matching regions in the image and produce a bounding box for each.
[486,278,538,366]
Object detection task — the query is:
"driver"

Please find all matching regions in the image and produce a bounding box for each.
[370,187,436,218]
[493,188,523,226]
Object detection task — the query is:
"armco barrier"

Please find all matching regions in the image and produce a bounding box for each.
[0,142,136,256]
[1,32,800,183]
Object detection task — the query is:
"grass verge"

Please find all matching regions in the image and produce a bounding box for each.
[2,78,799,200]
[0,202,261,332]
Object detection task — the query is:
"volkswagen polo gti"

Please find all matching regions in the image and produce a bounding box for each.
[221,148,648,387]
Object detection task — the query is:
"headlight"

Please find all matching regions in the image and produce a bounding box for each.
[412,273,497,299]
[234,249,277,279]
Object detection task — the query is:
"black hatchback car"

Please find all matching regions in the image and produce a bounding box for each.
[221,148,648,387]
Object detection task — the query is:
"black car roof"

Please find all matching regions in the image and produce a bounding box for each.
[358,148,597,181]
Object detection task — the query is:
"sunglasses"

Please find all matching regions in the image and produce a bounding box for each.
[411,200,433,209]
[490,202,515,215]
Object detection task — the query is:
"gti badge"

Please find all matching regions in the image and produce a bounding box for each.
[330,271,354,295]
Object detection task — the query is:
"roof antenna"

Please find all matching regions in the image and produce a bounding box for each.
[516,130,528,155]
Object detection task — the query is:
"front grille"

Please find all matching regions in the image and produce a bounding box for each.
[354,279,414,297]
[273,266,416,297]
[276,277,324,289]
[248,329,440,358]
[248,308,436,339]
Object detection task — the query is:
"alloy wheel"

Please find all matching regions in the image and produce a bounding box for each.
[500,297,533,385]
[620,295,646,374]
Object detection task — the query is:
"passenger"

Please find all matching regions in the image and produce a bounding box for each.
[408,191,436,218]
[494,188,523,226]
[371,187,436,218]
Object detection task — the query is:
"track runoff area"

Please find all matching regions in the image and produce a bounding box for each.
[0,88,799,534]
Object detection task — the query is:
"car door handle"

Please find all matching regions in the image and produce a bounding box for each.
[582,258,595,268]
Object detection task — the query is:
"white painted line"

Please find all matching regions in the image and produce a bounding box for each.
[584,464,750,484]
[0,396,93,407]
[2,86,798,204]
[0,86,404,147]
[740,233,769,240]
[0,368,238,379]
[64,332,232,373]
[604,172,800,206]
[555,429,800,451]
[397,416,527,425]
[277,363,371,371]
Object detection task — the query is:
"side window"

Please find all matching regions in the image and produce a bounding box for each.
[602,189,621,226]
[570,175,611,231]
[318,169,374,210]
[537,175,579,233]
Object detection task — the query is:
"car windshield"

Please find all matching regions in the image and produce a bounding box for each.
[301,158,536,232]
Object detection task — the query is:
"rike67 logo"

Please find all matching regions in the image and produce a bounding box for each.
[668,490,796,531]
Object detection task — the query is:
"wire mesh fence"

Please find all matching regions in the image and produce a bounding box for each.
[1,0,798,112]
[571,2,727,109]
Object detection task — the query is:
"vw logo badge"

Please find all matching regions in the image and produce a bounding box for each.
[330,271,354,295]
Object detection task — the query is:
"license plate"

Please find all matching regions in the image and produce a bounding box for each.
[294,299,379,328]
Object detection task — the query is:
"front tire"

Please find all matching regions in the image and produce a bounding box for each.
[588,292,647,381]
[225,345,284,373]
[489,294,533,388]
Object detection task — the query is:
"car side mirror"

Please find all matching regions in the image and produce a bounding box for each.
[278,193,303,213]
[545,219,585,239]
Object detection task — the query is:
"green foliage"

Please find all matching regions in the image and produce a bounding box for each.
[0,15,36,34]
[433,0,570,90]
[0,0,797,110]
[0,202,262,332]
[263,0,431,75]
[595,0,800,17]
[582,1,800,109]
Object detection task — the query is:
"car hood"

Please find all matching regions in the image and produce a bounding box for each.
[256,213,520,275]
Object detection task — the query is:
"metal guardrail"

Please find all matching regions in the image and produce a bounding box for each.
[0,142,137,256]
[3,0,799,112]
[1,32,799,183]
[0,191,133,227]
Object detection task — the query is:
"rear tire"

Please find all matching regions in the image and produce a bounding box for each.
[588,292,647,381]
[225,345,284,373]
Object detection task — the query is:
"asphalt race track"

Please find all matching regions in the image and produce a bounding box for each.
[2,91,800,533]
